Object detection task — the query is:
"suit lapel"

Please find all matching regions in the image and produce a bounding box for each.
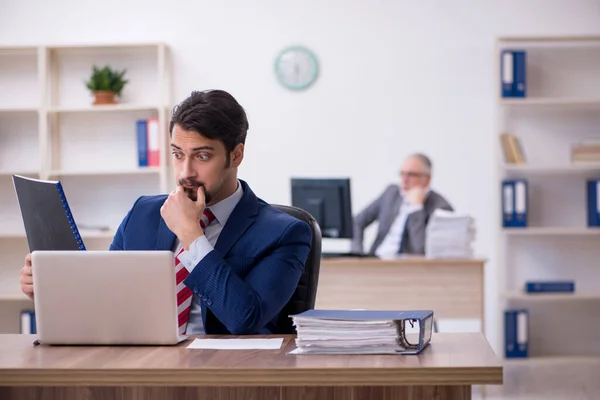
[214,180,258,258]
[204,180,259,334]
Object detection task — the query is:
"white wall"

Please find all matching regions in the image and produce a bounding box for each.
[2,0,600,353]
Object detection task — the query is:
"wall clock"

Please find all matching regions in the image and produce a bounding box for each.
[274,46,319,91]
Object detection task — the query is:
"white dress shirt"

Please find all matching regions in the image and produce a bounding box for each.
[173,180,244,334]
[374,190,427,259]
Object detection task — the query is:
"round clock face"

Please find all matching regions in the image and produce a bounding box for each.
[274,46,319,90]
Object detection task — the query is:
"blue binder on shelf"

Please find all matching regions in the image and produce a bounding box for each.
[502,179,528,227]
[501,50,527,98]
[136,119,148,167]
[587,179,600,227]
[20,310,36,334]
[525,281,575,293]
[504,309,528,358]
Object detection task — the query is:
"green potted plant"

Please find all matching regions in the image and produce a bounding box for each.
[85,65,128,105]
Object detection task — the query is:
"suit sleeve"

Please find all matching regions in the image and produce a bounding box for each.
[109,196,143,251]
[404,194,453,254]
[182,220,312,334]
[350,187,390,253]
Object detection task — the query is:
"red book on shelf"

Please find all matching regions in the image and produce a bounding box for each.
[147,117,160,167]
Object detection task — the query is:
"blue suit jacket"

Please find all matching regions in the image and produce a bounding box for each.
[109,180,312,334]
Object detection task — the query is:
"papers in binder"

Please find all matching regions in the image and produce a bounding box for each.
[289,310,433,355]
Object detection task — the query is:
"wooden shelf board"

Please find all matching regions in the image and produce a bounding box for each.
[502,164,600,173]
[49,104,161,113]
[78,229,115,239]
[0,171,39,177]
[0,230,114,239]
[49,167,160,177]
[502,292,600,301]
[498,35,600,42]
[503,227,600,236]
[0,107,38,113]
[48,43,165,51]
[503,355,600,365]
[0,293,32,301]
[0,47,38,55]
[0,232,27,239]
[500,98,600,107]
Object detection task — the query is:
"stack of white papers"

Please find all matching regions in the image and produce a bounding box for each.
[186,338,283,350]
[425,209,476,258]
[290,310,433,355]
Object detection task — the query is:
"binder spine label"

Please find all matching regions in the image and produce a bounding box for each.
[515,181,526,214]
[517,312,527,347]
[502,51,514,97]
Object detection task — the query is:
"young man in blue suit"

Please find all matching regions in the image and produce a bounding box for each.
[20,90,313,335]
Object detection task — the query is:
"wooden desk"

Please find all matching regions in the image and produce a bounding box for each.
[317,257,486,331]
[0,333,501,400]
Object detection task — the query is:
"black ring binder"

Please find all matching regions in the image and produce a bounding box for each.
[57,182,86,251]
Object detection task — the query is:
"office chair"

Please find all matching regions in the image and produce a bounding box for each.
[272,204,322,334]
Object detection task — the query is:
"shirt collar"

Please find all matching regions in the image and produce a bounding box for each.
[206,180,244,227]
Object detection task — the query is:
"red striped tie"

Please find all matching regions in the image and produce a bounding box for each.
[175,208,216,335]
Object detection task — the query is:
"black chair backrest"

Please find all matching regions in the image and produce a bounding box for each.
[272,204,322,334]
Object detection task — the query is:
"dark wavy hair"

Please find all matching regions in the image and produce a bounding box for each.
[169,90,249,166]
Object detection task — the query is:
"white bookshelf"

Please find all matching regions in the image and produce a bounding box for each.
[0,43,172,333]
[496,36,600,364]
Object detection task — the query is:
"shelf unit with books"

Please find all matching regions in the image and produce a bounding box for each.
[0,43,172,333]
[496,36,600,364]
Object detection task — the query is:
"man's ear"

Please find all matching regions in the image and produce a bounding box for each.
[230,143,244,168]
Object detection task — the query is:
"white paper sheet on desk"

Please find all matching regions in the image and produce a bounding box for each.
[186,338,284,350]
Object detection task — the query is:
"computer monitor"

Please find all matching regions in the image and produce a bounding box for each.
[291,178,353,239]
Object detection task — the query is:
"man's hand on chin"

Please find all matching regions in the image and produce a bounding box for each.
[160,185,206,249]
[406,186,426,206]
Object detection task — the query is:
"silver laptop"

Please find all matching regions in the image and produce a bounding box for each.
[31,250,185,345]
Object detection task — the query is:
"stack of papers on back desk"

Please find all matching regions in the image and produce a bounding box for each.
[289,310,434,355]
[425,209,476,258]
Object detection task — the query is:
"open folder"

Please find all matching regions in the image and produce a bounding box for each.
[289,309,434,355]
[12,175,86,252]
